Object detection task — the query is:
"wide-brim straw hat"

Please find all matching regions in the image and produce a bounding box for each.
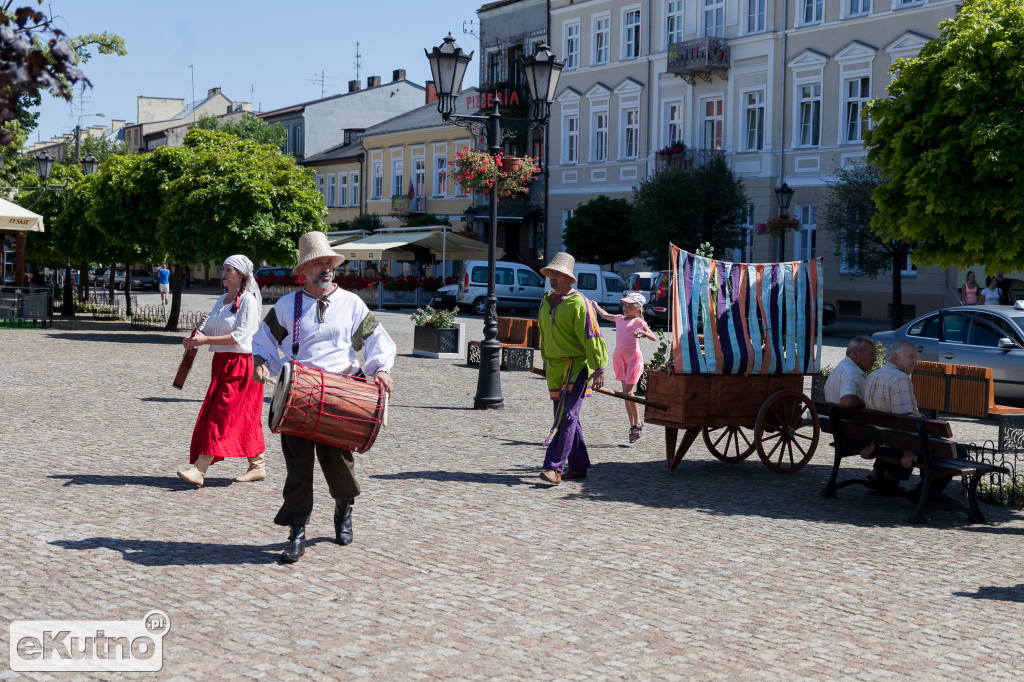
[293,231,345,275]
[540,252,576,283]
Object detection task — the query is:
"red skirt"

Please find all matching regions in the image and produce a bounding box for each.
[190,352,265,463]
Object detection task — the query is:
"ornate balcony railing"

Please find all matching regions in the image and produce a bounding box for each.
[655,148,725,174]
[667,37,731,85]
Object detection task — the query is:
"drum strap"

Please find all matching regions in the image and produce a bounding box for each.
[291,291,303,358]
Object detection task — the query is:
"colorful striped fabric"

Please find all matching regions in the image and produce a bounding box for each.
[669,244,822,375]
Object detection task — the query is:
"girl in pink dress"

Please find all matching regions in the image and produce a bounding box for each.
[594,291,657,443]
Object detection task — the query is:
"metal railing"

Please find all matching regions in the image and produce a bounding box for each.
[963,441,1024,508]
[0,285,53,328]
[130,306,207,331]
[655,148,725,174]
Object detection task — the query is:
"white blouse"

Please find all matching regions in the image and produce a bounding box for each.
[203,291,260,354]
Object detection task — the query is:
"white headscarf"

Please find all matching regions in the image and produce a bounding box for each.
[223,254,262,311]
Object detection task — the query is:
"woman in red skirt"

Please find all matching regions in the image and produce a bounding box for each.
[177,255,266,487]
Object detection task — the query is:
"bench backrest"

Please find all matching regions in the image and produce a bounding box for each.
[507,318,530,345]
[913,361,993,419]
[813,400,957,458]
[495,317,514,343]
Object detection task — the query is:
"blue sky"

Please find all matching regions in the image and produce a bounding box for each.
[32,0,484,143]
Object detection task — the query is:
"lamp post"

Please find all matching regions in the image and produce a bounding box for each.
[36,151,100,317]
[426,34,563,410]
[774,182,795,262]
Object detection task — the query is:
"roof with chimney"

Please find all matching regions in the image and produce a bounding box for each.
[361,88,481,138]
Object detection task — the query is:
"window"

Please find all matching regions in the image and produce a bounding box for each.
[908,314,940,339]
[743,91,764,151]
[900,248,918,277]
[794,205,816,261]
[565,21,580,69]
[839,223,861,275]
[848,0,871,15]
[518,269,543,287]
[315,173,325,201]
[371,160,383,200]
[434,154,447,197]
[494,267,514,286]
[577,272,598,291]
[594,15,610,64]
[802,0,823,24]
[564,114,579,163]
[350,172,360,206]
[666,102,684,146]
[414,157,426,203]
[507,45,524,90]
[327,174,336,207]
[339,174,348,207]
[623,9,641,59]
[705,0,724,38]
[623,107,639,159]
[593,111,608,161]
[488,52,501,87]
[666,1,683,45]
[798,83,822,147]
[702,98,724,150]
[747,0,766,33]
[942,313,971,344]
[391,157,404,197]
[285,122,303,156]
[844,77,871,143]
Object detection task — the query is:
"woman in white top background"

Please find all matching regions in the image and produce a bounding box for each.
[177,254,266,487]
[980,276,1003,306]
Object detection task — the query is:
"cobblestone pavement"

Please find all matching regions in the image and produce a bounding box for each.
[2,292,1022,680]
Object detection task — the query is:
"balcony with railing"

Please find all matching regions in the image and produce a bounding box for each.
[667,37,731,85]
[655,148,726,174]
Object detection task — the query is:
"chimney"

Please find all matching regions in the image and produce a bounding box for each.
[348,79,361,93]
[207,87,221,97]
[425,81,437,105]
[367,75,381,88]
[392,69,406,82]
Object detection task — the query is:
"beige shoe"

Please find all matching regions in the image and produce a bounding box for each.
[234,454,266,482]
[177,455,214,487]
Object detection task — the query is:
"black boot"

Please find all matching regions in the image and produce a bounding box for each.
[334,499,353,546]
[280,525,305,563]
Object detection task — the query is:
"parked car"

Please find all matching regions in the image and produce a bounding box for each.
[626,271,658,294]
[96,269,125,288]
[645,270,671,327]
[573,264,627,313]
[128,269,156,291]
[89,267,107,286]
[823,302,836,327]
[430,284,458,309]
[254,266,293,279]
[872,305,1024,400]
[457,260,546,315]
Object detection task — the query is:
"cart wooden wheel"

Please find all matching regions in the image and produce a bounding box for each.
[702,426,756,462]
[754,389,819,473]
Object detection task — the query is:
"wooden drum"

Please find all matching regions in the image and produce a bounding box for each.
[268,361,385,453]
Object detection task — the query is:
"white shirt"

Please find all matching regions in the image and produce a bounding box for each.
[823,356,866,405]
[980,287,1002,305]
[252,287,396,378]
[203,292,260,354]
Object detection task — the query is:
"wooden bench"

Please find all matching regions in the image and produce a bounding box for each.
[815,400,1009,523]
[913,361,1024,451]
[466,317,540,370]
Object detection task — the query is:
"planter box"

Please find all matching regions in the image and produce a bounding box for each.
[412,323,466,359]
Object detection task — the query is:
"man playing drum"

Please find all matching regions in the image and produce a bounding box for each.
[252,231,396,564]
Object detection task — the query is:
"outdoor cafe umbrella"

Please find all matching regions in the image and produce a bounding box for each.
[0,197,44,232]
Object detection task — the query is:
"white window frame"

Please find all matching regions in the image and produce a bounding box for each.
[701,96,724,151]
[338,173,348,208]
[794,204,817,261]
[454,142,471,196]
[894,0,923,8]
[843,76,871,144]
[433,144,448,197]
[746,0,766,34]
[665,100,684,147]
[800,0,824,26]
[796,81,822,148]
[900,248,918,277]
[370,156,384,200]
[620,102,640,160]
[593,13,610,65]
[326,173,336,207]
[845,0,871,18]
[564,114,579,164]
[413,154,426,200]
[315,173,325,201]
[704,0,725,38]
[592,110,609,162]
[666,0,684,47]
[390,151,404,197]
[349,172,360,207]
[564,21,580,70]
[622,6,642,60]
[742,89,765,152]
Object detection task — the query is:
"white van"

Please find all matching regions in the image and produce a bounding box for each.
[573,264,627,313]
[457,260,547,315]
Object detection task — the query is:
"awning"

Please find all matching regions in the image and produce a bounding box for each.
[334,230,501,262]
[470,203,540,222]
[0,197,44,232]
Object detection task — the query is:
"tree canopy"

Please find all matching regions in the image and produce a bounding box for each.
[864,0,1024,270]
[629,157,747,266]
[193,113,287,148]
[563,195,634,268]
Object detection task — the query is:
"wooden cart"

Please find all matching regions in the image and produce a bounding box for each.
[643,367,820,474]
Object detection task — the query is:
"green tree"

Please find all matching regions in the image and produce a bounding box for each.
[864,0,1024,270]
[350,213,385,232]
[820,163,915,328]
[57,132,133,165]
[405,213,452,228]
[563,195,634,269]
[192,112,287,148]
[630,157,747,266]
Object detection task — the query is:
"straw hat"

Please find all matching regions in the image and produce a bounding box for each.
[293,231,345,275]
[540,252,577,283]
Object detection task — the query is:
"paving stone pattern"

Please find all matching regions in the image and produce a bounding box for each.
[1,288,1022,680]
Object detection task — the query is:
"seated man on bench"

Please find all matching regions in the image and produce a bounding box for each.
[864,340,958,503]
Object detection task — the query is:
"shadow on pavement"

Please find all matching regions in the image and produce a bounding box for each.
[140,396,202,403]
[46,332,182,344]
[50,474,233,490]
[51,537,281,566]
[952,584,1024,602]
[372,470,535,487]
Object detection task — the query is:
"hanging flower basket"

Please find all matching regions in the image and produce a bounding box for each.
[449,148,500,194]
[763,213,802,239]
[495,154,541,198]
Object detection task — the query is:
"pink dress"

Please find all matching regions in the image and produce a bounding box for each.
[612,315,647,384]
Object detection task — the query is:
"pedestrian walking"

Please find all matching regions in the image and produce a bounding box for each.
[961,271,979,305]
[593,292,656,443]
[157,264,171,305]
[177,255,266,487]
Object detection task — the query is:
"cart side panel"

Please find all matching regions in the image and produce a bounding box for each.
[644,371,807,429]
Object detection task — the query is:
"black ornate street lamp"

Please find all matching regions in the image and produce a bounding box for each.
[774,182,795,262]
[426,34,563,410]
[36,151,100,317]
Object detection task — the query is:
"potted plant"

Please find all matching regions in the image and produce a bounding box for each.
[411,305,464,358]
[449,148,500,194]
[496,154,541,197]
[763,213,802,239]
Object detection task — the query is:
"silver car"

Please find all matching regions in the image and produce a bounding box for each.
[872,305,1024,400]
